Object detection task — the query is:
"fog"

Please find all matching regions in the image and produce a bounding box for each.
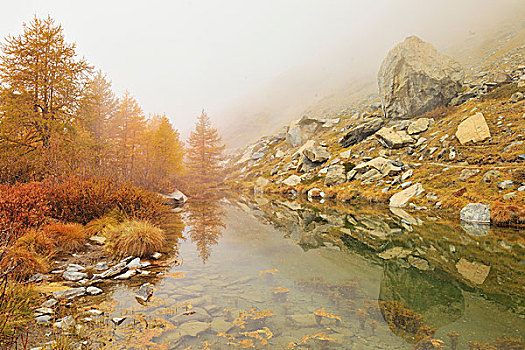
[1,0,524,146]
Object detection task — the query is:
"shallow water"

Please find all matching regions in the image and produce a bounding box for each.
[89,197,524,349]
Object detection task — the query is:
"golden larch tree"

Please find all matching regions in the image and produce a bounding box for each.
[186,109,225,191]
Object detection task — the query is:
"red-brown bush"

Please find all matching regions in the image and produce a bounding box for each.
[47,177,166,224]
[0,182,51,238]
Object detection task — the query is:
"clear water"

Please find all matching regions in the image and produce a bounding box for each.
[86,196,525,349]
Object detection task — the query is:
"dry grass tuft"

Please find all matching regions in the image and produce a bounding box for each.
[0,246,48,279]
[43,223,88,252]
[105,220,166,257]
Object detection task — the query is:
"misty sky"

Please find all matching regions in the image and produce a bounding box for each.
[1,1,522,136]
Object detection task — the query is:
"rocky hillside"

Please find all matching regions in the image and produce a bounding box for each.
[226,35,525,228]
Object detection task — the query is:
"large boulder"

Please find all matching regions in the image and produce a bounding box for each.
[285,116,322,147]
[339,117,385,148]
[378,36,464,119]
[297,141,330,173]
[375,127,415,149]
[460,203,490,224]
[455,112,491,145]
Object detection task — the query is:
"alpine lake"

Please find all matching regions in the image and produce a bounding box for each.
[77,194,524,350]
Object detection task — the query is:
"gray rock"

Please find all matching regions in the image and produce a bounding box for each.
[389,183,425,207]
[407,118,430,135]
[112,317,126,326]
[114,269,137,280]
[497,180,515,190]
[35,315,52,325]
[378,36,464,119]
[455,113,491,145]
[503,192,517,200]
[67,264,85,272]
[41,299,58,308]
[458,169,479,181]
[339,117,385,148]
[282,175,301,187]
[93,261,128,279]
[164,189,187,206]
[401,169,413,181]
[53,287,86,300]
[135,283,154,302]
[460,203,490,224]
[86,286,103,295]
[303,143,330,163]
[93,262,108,271]
[53,315,75,330]
[34,307,54,316]
[376,127,415,149]
[509,91,524,103]
[63,270,87,282]
[324,165,346,186]
[172,321,210,337]
[127,257,141,269]
[482,170,500,183]
[28,273,47,283]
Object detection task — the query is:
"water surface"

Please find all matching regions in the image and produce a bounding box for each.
[88,196,525,349]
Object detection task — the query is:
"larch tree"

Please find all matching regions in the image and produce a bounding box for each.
[79,70,117,142]
[109,90,146,180]
[145,114,184,187]
[0,15,91,152]
[186,109,225,189]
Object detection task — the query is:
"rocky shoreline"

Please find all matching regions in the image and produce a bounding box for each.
[226,36,524,229]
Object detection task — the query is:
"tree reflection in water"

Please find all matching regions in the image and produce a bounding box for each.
[185,197,226,263]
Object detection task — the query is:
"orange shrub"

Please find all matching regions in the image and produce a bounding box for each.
[43,223,87,252]
[0,182,51,238]
[47,177,166,224]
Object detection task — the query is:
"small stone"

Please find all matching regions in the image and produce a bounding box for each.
[389,183,425,207]
[135,283,154,303]
[114,269,137,280]
[53,315,75,330]
[497,180,515,190]
[456,258,490,284]
[41,299,58,308]
[89,236,106,245]
[63,270,87,282]
[112,317,126,326]
[35,307,54,316]
[86,286,103,295]
[401,169,413,181]
[126,257,141,268]
[503,192,517,200]
[152,252,162,260]
[458,169,479,181]
[93,262,108,271]
[86,309,103,316]
[482,170,500,183]
[53,287,86,300]
[35,315,52,325]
